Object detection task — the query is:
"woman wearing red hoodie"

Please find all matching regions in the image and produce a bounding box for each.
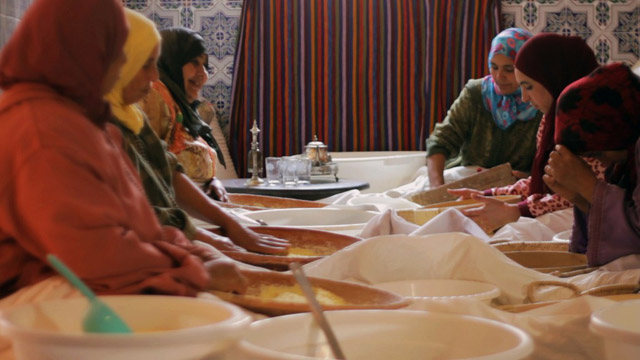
[0,0,246,302]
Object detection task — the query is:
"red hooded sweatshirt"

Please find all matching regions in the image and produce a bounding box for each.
[0,0,209,298]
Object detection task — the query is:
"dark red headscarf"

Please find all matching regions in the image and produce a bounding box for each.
[514,33,598,195]
[0,0,128,126]
[555,63,640,187]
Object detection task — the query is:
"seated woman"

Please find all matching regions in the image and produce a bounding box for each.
[426,28,541,188]
[140,27,228,201]
[449,33,605,232]
[0,0,245,303]
[107,9,289,254]
[545,63,640,267]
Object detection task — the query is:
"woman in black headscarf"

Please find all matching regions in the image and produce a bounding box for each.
[140,27,228,201]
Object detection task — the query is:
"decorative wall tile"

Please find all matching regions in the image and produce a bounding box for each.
[201,81,233,136]
[191,0,215,9]
[158,0,182,10]
[199,12,239,60]
[221,0,243,10]
[149,11,176,29]
[502,0,639,65]
[122,0,151,11]
[180,6,194,27]
[613,7,639,58]
[542,7,593,38]
[503,12,516,27]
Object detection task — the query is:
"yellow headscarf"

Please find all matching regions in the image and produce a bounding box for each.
[106,9,160,134]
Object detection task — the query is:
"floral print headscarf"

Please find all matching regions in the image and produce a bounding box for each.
[481,28,538,130]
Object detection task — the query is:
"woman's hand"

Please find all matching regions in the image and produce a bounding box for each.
[204,257,248,294]
[224,223,291,254]
[194,228,246,252]
[544,145,597,203]
[205,177,229,202]
[461,195,520,233]
[447,188,484,200]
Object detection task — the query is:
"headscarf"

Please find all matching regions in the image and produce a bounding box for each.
[481,28,538,130]
[157,28,225,167]
[106,9,161,134]
[556,63,640,187]
[514,33,598,195]
[0,0,128,126]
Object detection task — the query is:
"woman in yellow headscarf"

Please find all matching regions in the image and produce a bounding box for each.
[107,9,290,256]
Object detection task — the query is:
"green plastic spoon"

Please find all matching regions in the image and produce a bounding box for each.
[46,254,132,334]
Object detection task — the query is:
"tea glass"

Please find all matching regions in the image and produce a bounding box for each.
[265,157,281,185]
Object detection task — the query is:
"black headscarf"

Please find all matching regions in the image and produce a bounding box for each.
[157,27,225,167]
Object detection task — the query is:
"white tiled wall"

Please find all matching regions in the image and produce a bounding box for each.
[502,0,639,66]
[0,0,33,49]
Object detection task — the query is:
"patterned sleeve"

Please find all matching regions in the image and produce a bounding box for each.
[487,177,531,197]
[426,82,476,159]
[162,141,184,174]
[487,157,607,217]
[139,84,174,140]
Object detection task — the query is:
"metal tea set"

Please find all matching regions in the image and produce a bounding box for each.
[246,121,338,186]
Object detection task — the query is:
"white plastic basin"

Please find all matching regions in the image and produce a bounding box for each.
[331,151,425,193]
[373,279,500,305]
[243,208,378,236]
[552,229,572,243]
[590,299,640,360]
[237,310,533,360]
[0,295,251,360]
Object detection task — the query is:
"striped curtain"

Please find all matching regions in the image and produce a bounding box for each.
[230,0,501,177]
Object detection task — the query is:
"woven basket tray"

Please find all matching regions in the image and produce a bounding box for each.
[492,241,569,253]
[216,193,327,211]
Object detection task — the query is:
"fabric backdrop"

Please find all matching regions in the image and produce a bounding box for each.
[230,0,501,176]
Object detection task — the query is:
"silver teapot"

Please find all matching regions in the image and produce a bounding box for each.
[304,135,332,166]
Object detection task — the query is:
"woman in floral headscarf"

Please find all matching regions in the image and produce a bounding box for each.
[545,63,640,266]
[426,28,542,188]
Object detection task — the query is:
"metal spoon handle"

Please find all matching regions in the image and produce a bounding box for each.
[290,262,346,360]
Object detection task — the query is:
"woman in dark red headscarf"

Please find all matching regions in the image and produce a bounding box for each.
[451,34,605,233]
[545,63,640,266]
[0,0,246,303]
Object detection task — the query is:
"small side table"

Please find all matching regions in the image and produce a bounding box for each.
[220,178,370,201]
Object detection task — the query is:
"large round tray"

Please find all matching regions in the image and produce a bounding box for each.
[218,226,361,271]
[493,241,569,253]
[217,193,327,211]
[211,270,408,316]
[504,251,587,273]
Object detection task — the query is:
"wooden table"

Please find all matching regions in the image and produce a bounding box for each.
[220,178,370,201]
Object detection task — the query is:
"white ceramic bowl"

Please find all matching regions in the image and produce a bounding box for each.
[590,299,640,360]
[236,310,533,360]
[372,279,501,305]
[243,208,378,236]
[0,295,251,360]
[552,229,572,243]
